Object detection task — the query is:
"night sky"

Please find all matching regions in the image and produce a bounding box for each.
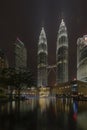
[0,0,87,85]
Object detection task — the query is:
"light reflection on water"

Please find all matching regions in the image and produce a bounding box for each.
[0,98,87,130]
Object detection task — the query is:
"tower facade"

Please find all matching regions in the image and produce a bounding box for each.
[14,38,27,72]
[77,35,87,81]
[37,27,48,87]
[56,19,68,83]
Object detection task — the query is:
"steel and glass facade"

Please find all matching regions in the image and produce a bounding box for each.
[37,27,48,87]
[14,38,27,71]
[77,35,87,81]
[56,19,68,83]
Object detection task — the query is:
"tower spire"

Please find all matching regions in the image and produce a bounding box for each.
[60,18,65,27]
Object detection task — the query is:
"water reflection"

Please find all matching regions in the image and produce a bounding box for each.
[38,98,50,113]
[0,98,87,130]
[73,101,78,121]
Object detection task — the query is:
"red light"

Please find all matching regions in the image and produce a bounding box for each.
[73,113,77,121]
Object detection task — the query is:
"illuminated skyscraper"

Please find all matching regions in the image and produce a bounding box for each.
[56,19,68,83]
[14,38,27,71]
[77,35,87,81]
[37,27,48,87]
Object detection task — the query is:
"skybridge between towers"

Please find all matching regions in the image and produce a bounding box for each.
[47,65,57,77]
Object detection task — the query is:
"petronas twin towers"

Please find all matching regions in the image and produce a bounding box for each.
[37,27,48,87]
[37,19,68,87]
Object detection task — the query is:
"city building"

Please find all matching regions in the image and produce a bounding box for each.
[14,38,27,71]
[0,49,9,69]
[56,19,68,83]
[77,35,87,82]
[37,27,48,87]
[52,80,87,97]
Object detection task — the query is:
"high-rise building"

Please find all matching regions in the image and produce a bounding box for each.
[37,27,48,87]
[14,38,27,71]
[77,35,87,82]
[56,19,68,83]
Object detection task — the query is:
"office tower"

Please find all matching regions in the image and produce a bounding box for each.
[37,27,48,87]
[77,35,87,81]
[14,38,27,71]
[56,19,68,83]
